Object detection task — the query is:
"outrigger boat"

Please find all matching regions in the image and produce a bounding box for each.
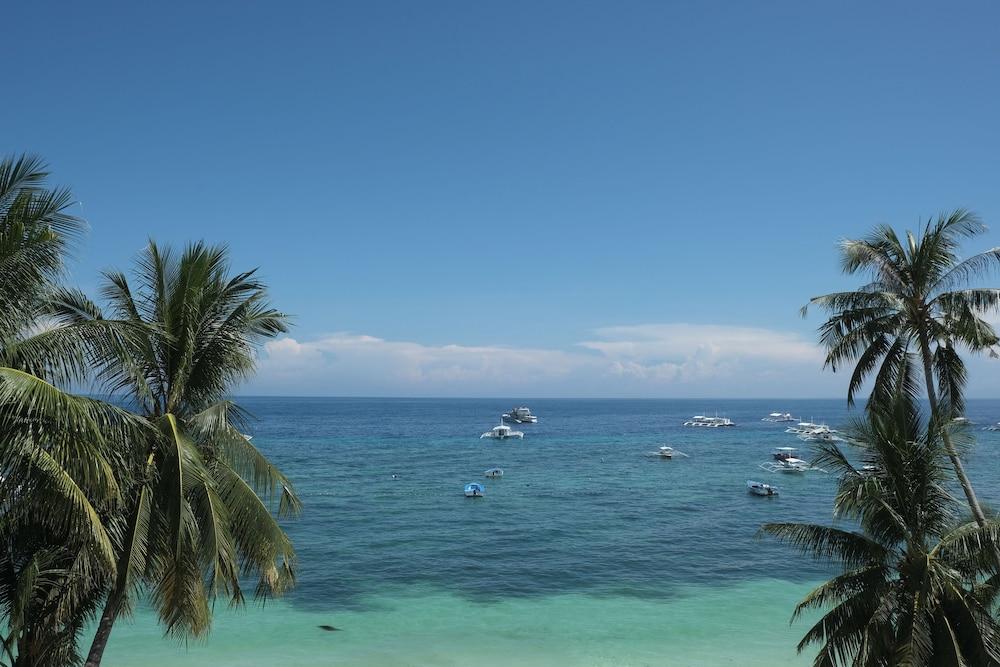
[762,412,797,422]
[786,420,837,435]
[759,447,822,473]
[683,415,735,428]
[797,425,838,443]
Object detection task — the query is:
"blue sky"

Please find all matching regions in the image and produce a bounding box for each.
[7,1,1000,396]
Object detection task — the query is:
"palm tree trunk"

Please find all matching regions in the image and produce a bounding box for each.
[85,464,152,667]
[917,333,989,526]
[84,586,122,667]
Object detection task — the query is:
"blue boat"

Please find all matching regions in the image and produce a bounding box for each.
[464,482,485,497]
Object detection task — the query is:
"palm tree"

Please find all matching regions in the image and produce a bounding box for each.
[804,210,1000,526]
[62,242,302,667]
[0,155,140,666]
[762,394,1000,666]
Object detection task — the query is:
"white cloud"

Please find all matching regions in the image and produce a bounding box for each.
[579,324,823,383]
[249,323,844,397]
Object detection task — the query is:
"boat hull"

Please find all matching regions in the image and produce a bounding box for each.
[747,480,779,496]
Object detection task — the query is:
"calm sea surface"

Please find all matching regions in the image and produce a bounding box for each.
[101,398,1000,666]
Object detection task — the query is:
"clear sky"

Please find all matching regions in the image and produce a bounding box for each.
[7,1,1000,397]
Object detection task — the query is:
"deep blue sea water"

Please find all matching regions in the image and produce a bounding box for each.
[103,398,1000,666]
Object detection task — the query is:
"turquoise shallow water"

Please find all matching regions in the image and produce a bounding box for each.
[98,398,1000,666]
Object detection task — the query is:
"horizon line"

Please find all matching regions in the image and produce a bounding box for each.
[223,394,1000,401]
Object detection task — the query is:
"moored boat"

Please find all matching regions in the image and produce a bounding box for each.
[683,415,735,428]
[648,445,688,458]
[747,480,779,496]
[481,418,524,439]
[464,482,485,497]
[760,447,821,473]
[503,406,538,424]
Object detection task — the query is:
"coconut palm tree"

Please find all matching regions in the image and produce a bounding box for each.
[63,242,301,667]
[803,210,1000,526]
[763,393,1000,666]
[0,155,141,666]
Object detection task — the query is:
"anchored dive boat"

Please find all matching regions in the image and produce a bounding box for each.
[481,418,524,440]
[648,446,688,459]
[759,447,820,473]
[683,415,735,428]
[747,480,779,496]
[503,406,538,424]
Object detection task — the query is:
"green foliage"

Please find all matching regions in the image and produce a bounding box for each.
[804,210,1000,414]
[0,154,141,667]
[76,241,299,665]
[805,210,1000,525]
[763,396,1000,665]
[0,155,299,667]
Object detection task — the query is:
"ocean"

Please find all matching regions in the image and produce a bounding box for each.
[99,398,1000,666]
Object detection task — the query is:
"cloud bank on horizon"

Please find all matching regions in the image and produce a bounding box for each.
[250,322,842,397]
[249,320,1000,398]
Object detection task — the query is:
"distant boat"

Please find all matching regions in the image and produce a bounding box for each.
[796,425,838,443]
[785,420,836,435]
[464,482,485,497]
[503,406,538,424]
[759,447,823,473]
[762,412,797,423]
[759,451,809,473]
[747,480,779,496]
[647,446,688,459]
[771,447,798,461]
[683,415,735,428]
[984,422,1000,431]
[481,418,524,440]
[485,468,504,478]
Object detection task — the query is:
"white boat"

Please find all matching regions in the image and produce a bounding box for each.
[480,418,524,440]
[797,425,838,443]
[648,446,688,459]
[762,412,797,422]
[683,415,735,428]
[464,482,485,497]
[485,468,504,478]
[759,447,822,473]
[503,406,538,424]
[984,422,1000,432]
[747,480,779,496]
[760,458,812,473]
[785,420,837,435]
[771,447,799,461]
